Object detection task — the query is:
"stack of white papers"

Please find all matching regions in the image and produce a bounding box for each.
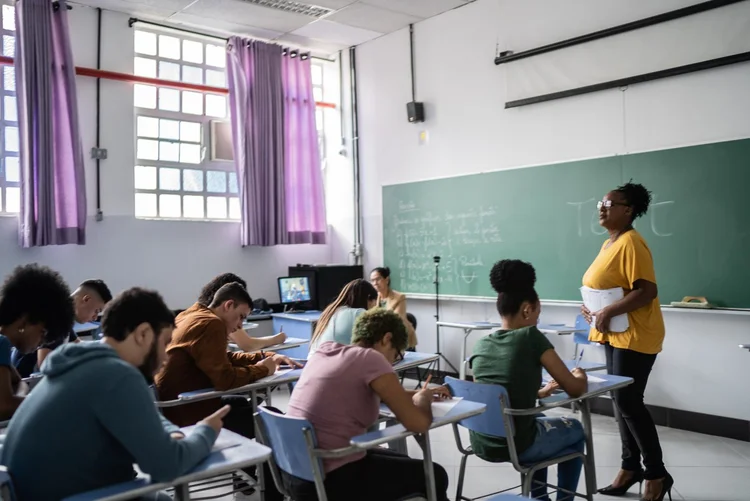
[580,286,629,332]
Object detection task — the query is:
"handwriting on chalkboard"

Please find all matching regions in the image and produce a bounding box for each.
[390,202,502,293]
[566,195,675,237]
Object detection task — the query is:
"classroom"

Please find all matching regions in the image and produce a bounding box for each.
[0,0,748,500]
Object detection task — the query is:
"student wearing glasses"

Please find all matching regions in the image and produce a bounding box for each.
[582,182,672,501]
[285,308,451,501]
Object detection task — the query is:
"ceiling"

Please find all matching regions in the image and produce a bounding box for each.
[70,0,475,57]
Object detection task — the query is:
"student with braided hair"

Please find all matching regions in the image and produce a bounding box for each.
[582,182,672,501]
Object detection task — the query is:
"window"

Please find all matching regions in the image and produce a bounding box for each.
[133,29,239,221]
[0,2,17,214]
[311,62,326,167]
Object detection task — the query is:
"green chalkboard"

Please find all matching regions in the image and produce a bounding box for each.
[382,138,750,308]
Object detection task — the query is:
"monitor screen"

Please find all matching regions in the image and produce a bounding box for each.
[278,276,312,304]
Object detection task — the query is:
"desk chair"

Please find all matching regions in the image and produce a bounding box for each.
[444,377,591,501]
[254,408,427,501]
[572,315,597,359]
[0,466,15,501]
[400,313,429,389]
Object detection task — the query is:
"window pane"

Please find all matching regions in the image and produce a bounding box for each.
[182,40,203,64]
[229,197,241,219]
[5,186,19,213]
[313,87,323,102]
[159,168,181,190]
[5,126,18,152]
[207,171,227,193]
[312,64,323,86]
[134,84,157,109]
[206,44,226,68]
[180,143,201,164]
[134,57,156,78]
[136,139,159,160]
[134,166,157,190]
[228,172,238,194]
[183,195,205,218]
[182,91,203,115]
[159,141,179,162]
[159,119,180,140]
[159,194,181,218]
[158,61,180,81]
[158,35,180,60]
[2,5,15,31]
[315,108,324,131]
[205,69,226,88]
[135,193,157,217]
[182,65,203,85]
[180,121,201,143]
[4,95,16,122]
[4,157,19,183]
[137,116,159,138]
[158,88,180,112]
[183,169,203,192]
[134,31,157,56]
[3,35,15,57]
[207,196,227,219]
[4,66,14,91]
[205,94,226,118]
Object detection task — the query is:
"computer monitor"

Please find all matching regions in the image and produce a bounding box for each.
[278,276,312,305]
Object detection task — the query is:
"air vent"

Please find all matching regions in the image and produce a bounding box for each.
[241,0,334,18]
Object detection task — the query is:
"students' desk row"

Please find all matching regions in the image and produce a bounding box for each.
[156,351,441,414]
[228,336,309,353]
[438,321,588,379]
[61,429,270,501]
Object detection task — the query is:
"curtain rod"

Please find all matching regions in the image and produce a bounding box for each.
[128,18,335,63]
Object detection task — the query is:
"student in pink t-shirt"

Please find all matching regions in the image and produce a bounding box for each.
[286,308,450,501]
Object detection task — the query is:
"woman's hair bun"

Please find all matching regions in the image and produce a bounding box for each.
[489,259,537,294]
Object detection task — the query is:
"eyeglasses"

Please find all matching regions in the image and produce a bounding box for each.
[597,200,630,210]
[392,351,405,365]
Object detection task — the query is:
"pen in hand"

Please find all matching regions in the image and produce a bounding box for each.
[575,349,584,368]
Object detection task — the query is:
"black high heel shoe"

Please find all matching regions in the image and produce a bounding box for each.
[598,469,644,496]
[641,473,674,501]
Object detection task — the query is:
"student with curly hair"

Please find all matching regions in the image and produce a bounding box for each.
[0,264,74,419]
[582,182,672,501]
[471,259,588,501]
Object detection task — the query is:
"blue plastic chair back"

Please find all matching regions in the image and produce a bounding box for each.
[573,314,594,346]
[256,407,322,483]
[444,377,509,438]
[0,466,16,501]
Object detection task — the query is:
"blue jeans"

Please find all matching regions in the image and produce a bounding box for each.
[518,417,585,501]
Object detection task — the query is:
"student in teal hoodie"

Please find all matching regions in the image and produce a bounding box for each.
[1,288,231,501]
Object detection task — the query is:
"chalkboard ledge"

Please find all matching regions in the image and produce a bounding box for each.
[405,294,750,316]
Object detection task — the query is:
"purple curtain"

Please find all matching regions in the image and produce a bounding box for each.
[226,37,326,246]
[226,37,286,246]
[282,54,326,244]
[15,0,86,247]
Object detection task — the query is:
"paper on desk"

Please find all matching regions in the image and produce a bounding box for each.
[580,286,629,332]
[211,434,243,453]
[431,397,463,418]
[259,368,293,383]
[585,375,607,383]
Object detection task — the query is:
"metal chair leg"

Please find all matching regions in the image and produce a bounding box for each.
[521,472,534,498]
[455,452,468,501]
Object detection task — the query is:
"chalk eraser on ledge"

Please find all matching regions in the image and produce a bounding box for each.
[670,296,714,309]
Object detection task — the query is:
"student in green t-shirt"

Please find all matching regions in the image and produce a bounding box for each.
[471,260,589,501]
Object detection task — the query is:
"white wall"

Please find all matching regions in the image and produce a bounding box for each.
[0,7,342,308]
[356,0,750,420]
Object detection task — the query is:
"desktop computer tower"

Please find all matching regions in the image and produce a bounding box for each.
[288,265,364,311]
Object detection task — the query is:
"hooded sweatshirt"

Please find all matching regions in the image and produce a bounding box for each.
[1,342,217,501]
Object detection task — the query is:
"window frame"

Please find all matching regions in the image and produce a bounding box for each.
[0,1,18,216]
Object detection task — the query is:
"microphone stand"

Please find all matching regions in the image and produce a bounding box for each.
[433,256,458,377]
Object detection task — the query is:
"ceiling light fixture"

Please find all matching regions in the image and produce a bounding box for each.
[240,0,334,18]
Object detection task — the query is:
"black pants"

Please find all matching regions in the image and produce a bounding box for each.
[221,396,284,501]
[605,344,667,480]
[282,448,450,501]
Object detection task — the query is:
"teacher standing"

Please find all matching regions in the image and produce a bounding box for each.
[581,182,672,501]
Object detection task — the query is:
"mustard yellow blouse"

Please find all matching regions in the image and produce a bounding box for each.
[582,230,665,354]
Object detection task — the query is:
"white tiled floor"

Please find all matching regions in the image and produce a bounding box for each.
[211,386,750,501]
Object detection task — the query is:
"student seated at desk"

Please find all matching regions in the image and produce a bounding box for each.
[471,260,588,501]
[156,282,296,500]
[11,278,113,378]
[194,273,286,352]
[1,288,230,501]
[308,278,377,356]
[0,264,74,421]
[286,308,451,501]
